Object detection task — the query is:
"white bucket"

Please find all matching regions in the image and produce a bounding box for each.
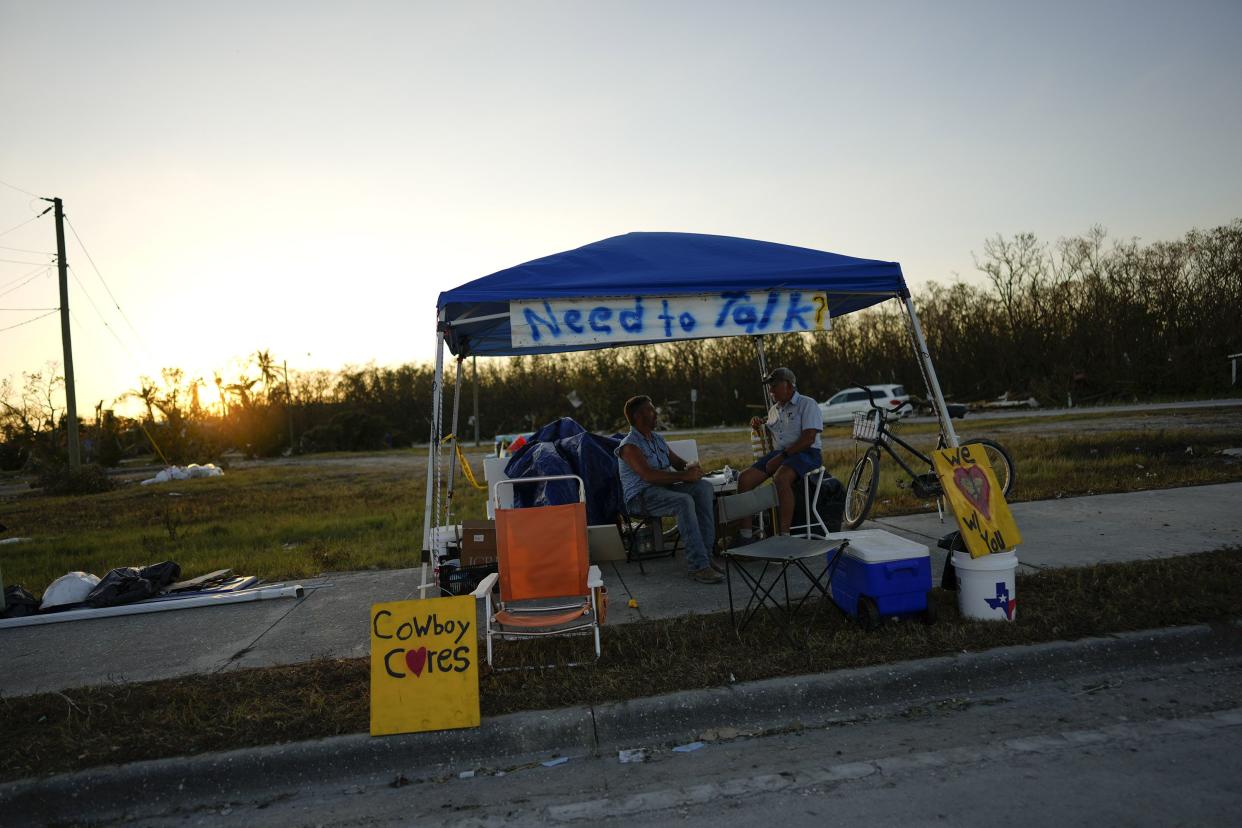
[952,550,1019,621]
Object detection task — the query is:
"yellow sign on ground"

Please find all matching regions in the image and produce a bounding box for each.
[370,596,480,736]
[933,443,1022,558]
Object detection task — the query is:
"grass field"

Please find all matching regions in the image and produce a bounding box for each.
[2,548,1239,781]
[1,410,1239,595]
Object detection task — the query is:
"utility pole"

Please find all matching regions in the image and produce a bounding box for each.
[283,360,295,454]
[51,197,81,469]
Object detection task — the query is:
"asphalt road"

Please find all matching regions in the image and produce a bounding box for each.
[10,625,1239,826]
[670,396,1242,431]
[181,641,1242,827]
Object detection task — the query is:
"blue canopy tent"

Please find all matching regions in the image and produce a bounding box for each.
[422,232,959,568]
[437,232,907,357]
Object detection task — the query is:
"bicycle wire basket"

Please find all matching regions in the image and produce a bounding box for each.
[851,410,891,444]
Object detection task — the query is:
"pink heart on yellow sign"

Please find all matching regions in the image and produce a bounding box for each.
[953,465,992,520]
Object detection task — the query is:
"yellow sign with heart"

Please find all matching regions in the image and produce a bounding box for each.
[370,596,480,736]
[932,443,1022,558]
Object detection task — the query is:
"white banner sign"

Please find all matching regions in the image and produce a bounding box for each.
[510,291,830,349]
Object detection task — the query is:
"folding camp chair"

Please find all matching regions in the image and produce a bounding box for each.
[472,474,603,669]
[618,490,681,571]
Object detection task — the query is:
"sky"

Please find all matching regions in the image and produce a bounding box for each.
[2,0,1240,415]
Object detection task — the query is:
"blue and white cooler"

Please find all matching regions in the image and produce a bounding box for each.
[828,529,933,628]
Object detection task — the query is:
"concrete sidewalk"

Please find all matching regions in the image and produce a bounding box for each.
[2,482,1239,698]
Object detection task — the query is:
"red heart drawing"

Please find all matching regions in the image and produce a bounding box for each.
[405,647,428,678]
[953,466,992,521]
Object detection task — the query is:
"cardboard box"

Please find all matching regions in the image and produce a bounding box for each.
[588,524,627,563]
[460,519,497,566]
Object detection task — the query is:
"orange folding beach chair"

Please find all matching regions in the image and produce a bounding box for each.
[471,474,604,668]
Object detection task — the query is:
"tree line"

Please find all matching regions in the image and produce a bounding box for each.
[2,219,1238,473]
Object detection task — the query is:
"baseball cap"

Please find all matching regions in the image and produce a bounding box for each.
[762,367,796,385]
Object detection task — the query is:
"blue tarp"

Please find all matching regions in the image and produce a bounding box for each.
[437,232,907,357]
[503,418,624,524]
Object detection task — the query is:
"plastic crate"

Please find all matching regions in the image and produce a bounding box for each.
[438,561,498,596]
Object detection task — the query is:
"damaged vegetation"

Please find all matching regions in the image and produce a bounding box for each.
[1,411,1240,595]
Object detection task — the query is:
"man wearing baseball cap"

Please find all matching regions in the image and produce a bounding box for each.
[736,367,824,538]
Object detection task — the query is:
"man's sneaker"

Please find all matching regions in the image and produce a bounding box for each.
[688,567,724,584]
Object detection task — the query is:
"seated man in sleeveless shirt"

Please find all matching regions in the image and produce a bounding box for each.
[615,395,723,584]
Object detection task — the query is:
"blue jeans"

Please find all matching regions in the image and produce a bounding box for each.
[628,480,716,571]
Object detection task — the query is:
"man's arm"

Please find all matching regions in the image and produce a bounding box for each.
[667,449,699,472]
[763,428,821,475]
[620,444,703,484]
[782,428,820,456]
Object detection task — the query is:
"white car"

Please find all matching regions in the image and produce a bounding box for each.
[818,384,910,424]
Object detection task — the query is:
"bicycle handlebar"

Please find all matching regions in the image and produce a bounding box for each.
[849,382,913,417]
[851,382,881,411]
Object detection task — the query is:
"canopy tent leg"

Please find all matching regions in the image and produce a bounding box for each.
[902,295,959,448]
[419,328,446,598]
[753,335,774,409]
[444,355,465,526]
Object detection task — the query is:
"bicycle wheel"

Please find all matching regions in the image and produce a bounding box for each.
[843,448,881,529]
[972,438,1016,497]
[935,435,1017,498]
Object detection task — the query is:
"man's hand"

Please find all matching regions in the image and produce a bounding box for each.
[681,465,705,482]
[749,416,766,431]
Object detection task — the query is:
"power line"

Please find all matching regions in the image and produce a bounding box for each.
[67,305,145,396]
[0,307,58,311]
[0,208,51,238]
[1,256,53,266]
[0,308,58,334]
[0,244,52,256]
[0,263,50,292]
[64,215,149,354]
[68,266,141,363]
[0,266,50,298]
[0,178,42,199]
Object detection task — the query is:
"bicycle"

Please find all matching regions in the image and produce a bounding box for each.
[841,385,1015,529]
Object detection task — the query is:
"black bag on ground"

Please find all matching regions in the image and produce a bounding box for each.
[791,473,846,534]
[938,531,966,590]
[85,561,181,608]
[2,585,41,618]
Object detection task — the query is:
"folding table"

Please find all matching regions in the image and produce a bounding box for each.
[723,536,848,646]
